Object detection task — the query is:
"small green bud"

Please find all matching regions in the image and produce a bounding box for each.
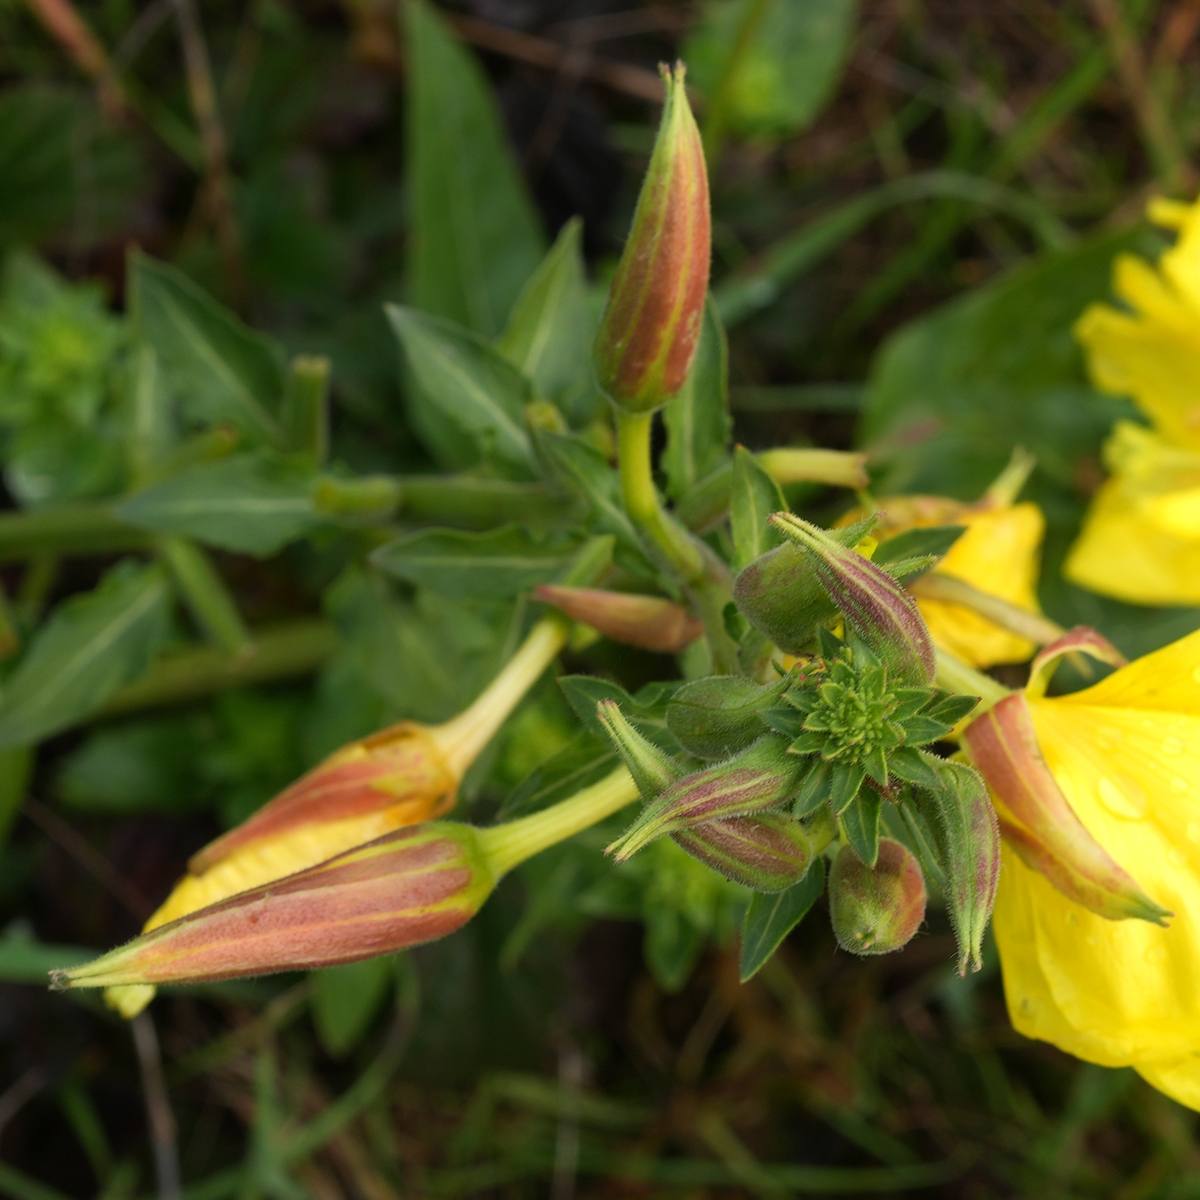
[609,734,804,860]
[593,63,710,413]
[770,512,935,684]
[829,837,927,956]
[595,699,684,802]
[673,813,813,892]
[665,673,786,761]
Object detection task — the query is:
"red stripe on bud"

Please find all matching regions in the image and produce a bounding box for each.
[673,813,813,892]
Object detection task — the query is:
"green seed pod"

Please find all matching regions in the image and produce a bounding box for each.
[673,813,813,892]
[829,837,927,956]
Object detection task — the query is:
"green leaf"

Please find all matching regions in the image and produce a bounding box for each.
[686,0,859,140]
[533,430,656,578]
[662,298,731,500]
[387,305,536,476]
[0,562,170,749]
[739,857,825,981]
[499,731,617,818]
[558,675,681,753]
[792,759,831,817]
[874,525,966,567]
[312,958,395,1058]
[114,453,319,556]
[404,0,545,337]
[129,250,285,445]
[829,761,864,814]
[495,218,598,422]
[730,445,787,571]
[371,525,578,599]
[0,924,91,984]
[840,792,881,867]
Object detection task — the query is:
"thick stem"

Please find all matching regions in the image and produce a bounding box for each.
[429,615,569,778]
[616,409,738,672]
[479,768,639,877]
[908,572,1065,647]
[934,648,1011,715]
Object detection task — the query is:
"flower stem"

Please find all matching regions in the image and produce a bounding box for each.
[479,768,639,877]
[934,648,1011,715]
[615,409,738,672]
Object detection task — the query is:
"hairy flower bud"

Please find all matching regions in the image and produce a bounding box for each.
[57,824,495,990]
[829,838,927,956]
[535,585,702,653]
[770,513,935,684]
[962,693,1170,923]
[665,674,787,761]
[593,63,710,412]
[595,699,684,801]
[673,813,813,892]
[608,734,804,860]
[917,758,1000,975]
[732,542,843,654]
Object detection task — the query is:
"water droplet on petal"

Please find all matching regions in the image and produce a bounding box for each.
[1171,777,1190,794]
[1169,848,1187,867]
[1164,737,1185,755]
[1098,775,1148,819]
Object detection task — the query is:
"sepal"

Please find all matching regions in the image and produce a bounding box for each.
[595,699,684,801]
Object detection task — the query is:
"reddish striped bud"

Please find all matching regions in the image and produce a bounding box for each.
[608,734,804,860]
[593,63,710,413]
[673,813,813,892]
[535,585,702,653]
[770,512,935,684]
[962,693,1169,923]
[917,758,1000,974]
[55,824,494,989]
[829,837,926,956]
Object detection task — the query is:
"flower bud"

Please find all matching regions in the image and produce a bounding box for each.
[829,838,926,956]
[535,585,702,653]
[593,63,710,413]
[770,513,935,684]
[916,758,1000,975]
[962,693,1170,923]
[595,699,684,802]
[56,824,494,990]
[673,813,813,892]
[608,734,804,860]
[665,674,786,761]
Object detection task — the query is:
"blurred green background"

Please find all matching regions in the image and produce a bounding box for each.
[3,0,1200,1196]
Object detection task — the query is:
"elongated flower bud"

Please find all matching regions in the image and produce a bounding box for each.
[770,513,935,684]
[732,542,839,654]
[609,734,804,860]
[829,838,926,956]
[594,63,710,413]
[673,813,812,892]
[962,693,1170,923]
[665,673,787,761]
[58,824,495,990]
[595,699,684,801]
[916,758,1000,975]
[535,585,702,653]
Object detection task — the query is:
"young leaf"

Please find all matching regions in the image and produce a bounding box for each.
[499,731,617,819]
[129,250,285,446]
[739,857,825,981]
[730,445,787,571]
[0,562,170,748]
[495,218,596,420]
[387,305,536,477]
[662,298,731,500]
[115,454,319,556]
[840,791,882,868]
[371,525,578,599]
[404,0,544,337]
[874,524,966,568]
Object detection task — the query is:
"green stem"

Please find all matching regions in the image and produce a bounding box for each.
[616,409,738,673]
[934,648,1011,715]
[95,619,341,719]
[159,536,253,655]
[479,768,639,878]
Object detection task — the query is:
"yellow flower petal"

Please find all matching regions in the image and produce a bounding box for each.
[1135,1054,1200,1110]
[993,632,1200,1087]
[916,503,1045,668]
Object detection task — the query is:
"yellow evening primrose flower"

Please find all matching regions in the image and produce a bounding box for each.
[855,486,1046,669]
[1075,197,1200,451]
[990,628,1200,1110]
[1066,421,1200,605]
